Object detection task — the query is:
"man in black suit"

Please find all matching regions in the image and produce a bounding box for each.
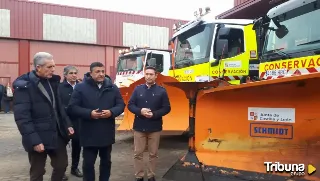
[58,65,83,179]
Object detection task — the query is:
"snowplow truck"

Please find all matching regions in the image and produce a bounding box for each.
[115,46,190,135]
[162,1,320,181]
[116,7,262,135]
[115,46,171,89]
[168,7,260,85]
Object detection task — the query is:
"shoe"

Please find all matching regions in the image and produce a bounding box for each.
[148,177,156,181]
[71,168,83,177]
[135,178,144,181]
[62,174,68,180]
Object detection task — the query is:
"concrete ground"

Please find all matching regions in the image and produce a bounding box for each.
[0,113,188,181]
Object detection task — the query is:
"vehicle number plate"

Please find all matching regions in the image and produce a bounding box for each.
[265,69,287,77]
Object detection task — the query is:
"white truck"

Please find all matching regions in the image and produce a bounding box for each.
[115,45,172,88]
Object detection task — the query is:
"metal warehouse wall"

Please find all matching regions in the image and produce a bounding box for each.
[29,42,124,81]
[0,38,123,85]
[29,42,105,78]
[0,0,189,85]
[0,39,19,85]
[0,0,188,49]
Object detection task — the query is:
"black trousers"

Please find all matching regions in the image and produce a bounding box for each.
[28,137,68,181]
[82,145,112,181]
[0,95,2,111]
[71,137,81,170]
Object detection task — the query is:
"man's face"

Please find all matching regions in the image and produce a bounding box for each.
[145,69,157,84]
[65,69,78,83]
[90,66,105,82]
[36,59,55,79]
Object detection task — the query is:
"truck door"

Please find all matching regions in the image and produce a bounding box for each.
[161,52,170,75]
[145,52,165,74]
[210,24,249,84]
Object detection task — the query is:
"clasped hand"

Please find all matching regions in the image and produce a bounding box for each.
[91,109,112,119]
[141,108,153,118]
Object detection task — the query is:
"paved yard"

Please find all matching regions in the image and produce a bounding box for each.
[0,113,188,181]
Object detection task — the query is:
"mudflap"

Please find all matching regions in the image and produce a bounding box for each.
[163,151,308,181]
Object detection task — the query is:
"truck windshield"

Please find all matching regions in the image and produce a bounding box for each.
[263,3,320,61]
[175,23,213,68]
[117,54,144,72]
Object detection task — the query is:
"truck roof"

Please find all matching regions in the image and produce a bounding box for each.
[172,18,254,39]
[120,48,171,57]
[203,15,253,25]
[267,0,316,19]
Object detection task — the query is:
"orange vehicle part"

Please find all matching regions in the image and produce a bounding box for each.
[163,73,320,181]
[117,74,189,135]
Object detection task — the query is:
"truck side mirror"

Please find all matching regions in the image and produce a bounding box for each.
[211,39,228,67]
[218,27,231,39]
[157,64,163,72]
[215,39,229,60]
[147,58,163,72]
[148,58,157,67]
[275,25,288,39]
[253,17,262,30]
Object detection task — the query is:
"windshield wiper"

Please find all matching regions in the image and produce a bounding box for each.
[297,39,320,46]
[265,48,291,59]
[178,58,194,66]
[174,58,194,68]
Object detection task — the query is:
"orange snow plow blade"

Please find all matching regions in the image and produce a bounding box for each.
[163,73,320,181]
[117,74,189,135]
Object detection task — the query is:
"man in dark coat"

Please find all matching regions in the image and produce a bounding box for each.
[128,66,171,181]
[0,83,4,112]
[2,83,13,113]
[12,52,74,181]
[68,62,125,181]
[58,65,83,179]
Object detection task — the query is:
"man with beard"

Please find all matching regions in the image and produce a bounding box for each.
[67,62,125,181]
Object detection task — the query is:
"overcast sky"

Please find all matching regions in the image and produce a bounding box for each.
[32,0,234,21]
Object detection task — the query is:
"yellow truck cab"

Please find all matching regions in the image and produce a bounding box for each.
[254,0,320,80]
[169,8,260,84]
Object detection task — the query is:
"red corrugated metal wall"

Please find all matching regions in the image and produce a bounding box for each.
[29,41,119,81]
[0,39,19,85]
[0,0,189,84]
[0,38,124,85]
[0,0,188,47]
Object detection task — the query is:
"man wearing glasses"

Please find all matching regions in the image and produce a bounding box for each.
[59,66,83,180]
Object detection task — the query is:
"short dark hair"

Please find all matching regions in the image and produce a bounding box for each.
[90,62,104,72]
[145,66,157,73]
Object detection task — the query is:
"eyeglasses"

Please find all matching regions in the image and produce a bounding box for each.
[68,72,78,75]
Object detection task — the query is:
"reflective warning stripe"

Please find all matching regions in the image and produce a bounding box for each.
[286,67,320,75]
[212,76,243,81]
[116,70,142,75]
[259,67,320,80]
